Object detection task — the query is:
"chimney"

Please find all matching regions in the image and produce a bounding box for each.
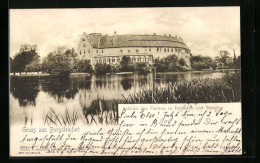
[114,31,117,35]
[169,34,171,37]
[154,33,156,35]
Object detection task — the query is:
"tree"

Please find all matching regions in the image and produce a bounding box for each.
[94,63,110,75]
[42,49,71,76]
[179,58,186,66]
[120,56,133,72]
[11,44,40,74]
[233,55,241,69]
[154,54,179,72]
[191,55,215,70]
[10,57,14,73]
[134,62,149,74]
[215,51,233,68]
[25,55,41,73]
[72,59,93,73]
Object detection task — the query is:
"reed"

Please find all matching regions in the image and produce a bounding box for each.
[44,108,80,126]
[123,72,240,103]
[44,72,240,126]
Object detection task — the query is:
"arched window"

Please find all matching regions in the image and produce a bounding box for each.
[171,48,173,52]
[80,50,81,55]
[102,50,103,53]
[128,50,131,53]
[167,48,169,52]
[157,47,159,51]
[119,50,123,54]
[84,50,85,54]
[164,48,166,52]
[136,49,139,53]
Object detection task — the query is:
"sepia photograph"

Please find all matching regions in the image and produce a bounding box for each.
[9,7,243,156]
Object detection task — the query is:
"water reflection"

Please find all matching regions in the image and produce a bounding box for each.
[41,76,79,103]
[10,76,40,107]
[10,72,228,108]
[121,78,133,90]
[10,71,231,125]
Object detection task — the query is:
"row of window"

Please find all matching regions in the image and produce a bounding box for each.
[80,47,189,55]
[95,56,152,64]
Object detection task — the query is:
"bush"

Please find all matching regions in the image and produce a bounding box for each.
[179,58,186,66]
[191,55,215,70]
[154,54,179,72]
[133,62,149,74]
[42,53,71,76]
[95,63,109,75]
[72,59,93,73]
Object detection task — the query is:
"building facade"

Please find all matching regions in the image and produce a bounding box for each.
[78,32,191,67]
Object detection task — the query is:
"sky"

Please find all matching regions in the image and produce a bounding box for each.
[9,7,240,59]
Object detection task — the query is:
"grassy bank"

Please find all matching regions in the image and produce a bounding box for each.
[122,72,240,103]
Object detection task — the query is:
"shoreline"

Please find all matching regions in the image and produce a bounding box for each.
[9,69,240,77]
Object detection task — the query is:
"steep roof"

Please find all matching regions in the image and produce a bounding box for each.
[86,34,190,50]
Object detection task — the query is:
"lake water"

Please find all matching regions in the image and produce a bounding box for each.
[9,71,234,126]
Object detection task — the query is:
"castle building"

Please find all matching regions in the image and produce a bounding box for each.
[78,32,191,67]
